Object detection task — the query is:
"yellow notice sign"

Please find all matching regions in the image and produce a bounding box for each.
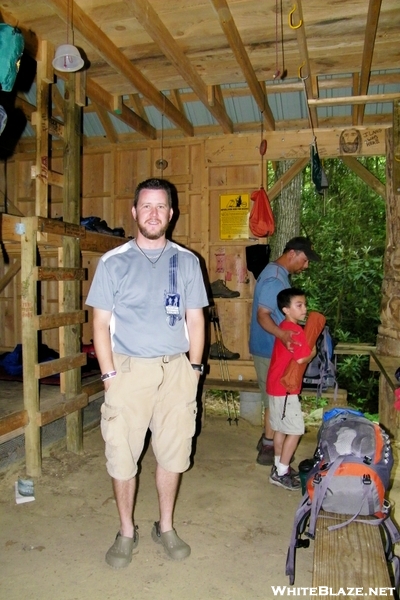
[219,194,250,240]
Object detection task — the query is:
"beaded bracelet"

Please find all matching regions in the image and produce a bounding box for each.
[100,370,117,382]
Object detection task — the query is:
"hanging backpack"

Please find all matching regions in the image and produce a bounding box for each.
[286,408,400,586]
[0,24,25,92]
[302,325,336,396]
[249,187,275,238]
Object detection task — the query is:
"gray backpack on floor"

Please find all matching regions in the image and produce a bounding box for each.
[286,408,400,586]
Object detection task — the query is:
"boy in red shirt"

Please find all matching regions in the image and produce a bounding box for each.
[266,287,316,490]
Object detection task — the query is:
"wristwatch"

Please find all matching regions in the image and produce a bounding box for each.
[191,363,204,375]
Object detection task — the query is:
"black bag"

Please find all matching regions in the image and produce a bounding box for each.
[245,244,270,279]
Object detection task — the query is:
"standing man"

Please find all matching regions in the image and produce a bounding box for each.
[249,237,320,466]
[86,178,208,568]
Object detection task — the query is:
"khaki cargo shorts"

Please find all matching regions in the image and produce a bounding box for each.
[268,394,305,435]
[253,355,271,408]
[100,352,199,480]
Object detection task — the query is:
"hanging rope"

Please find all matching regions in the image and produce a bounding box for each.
[260,114,264,187]
[298,62,315,145]
[274,0,280,80]
[155,96,168,174]
[273,0,286,81]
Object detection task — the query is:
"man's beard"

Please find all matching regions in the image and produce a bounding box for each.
[137,221,169,240]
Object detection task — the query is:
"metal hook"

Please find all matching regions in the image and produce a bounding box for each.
[289,4,303,29]
[298,61,308,81]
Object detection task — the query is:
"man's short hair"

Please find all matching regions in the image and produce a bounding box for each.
[277,287,306,313]
[133,178,173,209]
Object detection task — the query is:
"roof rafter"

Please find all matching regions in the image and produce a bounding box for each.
[86,79,156,140]
[91,102,118,143]
[290,0,318,131]
[355,0,382,125]
[125,0,233,134]
[210,0,275,131]
[46,0,193,137]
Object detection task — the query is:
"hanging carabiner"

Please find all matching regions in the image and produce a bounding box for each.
[298,61,308,81]
[289,4,303,29]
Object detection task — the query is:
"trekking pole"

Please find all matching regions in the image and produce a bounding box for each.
[210,305,230,381]
[213,308,238,422]
[231,392,239,426]
[210,305,235,425]
[225,394,232,425]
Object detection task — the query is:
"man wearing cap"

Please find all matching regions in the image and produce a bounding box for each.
[249,237,321,466]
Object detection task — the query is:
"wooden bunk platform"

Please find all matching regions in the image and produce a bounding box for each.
[0,213,126,475]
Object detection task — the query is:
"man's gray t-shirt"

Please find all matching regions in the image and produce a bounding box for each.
[86,240,209,357]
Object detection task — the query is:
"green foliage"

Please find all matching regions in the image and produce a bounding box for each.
[289,156,386,413]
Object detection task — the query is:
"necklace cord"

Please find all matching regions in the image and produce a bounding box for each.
[135,240,167,266]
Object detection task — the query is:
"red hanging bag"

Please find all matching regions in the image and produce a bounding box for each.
[249,186,275,238]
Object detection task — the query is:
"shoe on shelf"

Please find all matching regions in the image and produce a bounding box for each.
[105,527,139,568]
[210,280,240,299]
[269,467,301,491]
[151,521,191,561]
[209,342,240,360]
[256,441,274,466]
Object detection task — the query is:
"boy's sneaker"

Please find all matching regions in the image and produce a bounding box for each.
[269,467,301,491]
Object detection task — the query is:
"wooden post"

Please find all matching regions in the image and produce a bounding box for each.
[61,72,84,453]
[35,40,53,218]
[375,128,400,438]
[21,217,41,476]
[393,99,400,195]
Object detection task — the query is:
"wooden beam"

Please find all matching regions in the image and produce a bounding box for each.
[393,99,400,194]
[352,72,360,126]
[46,0,193,136]
[341,156,386,199]
[35,40,51,218]
[290,0,319,130]
[126,94,148,122]
[87,78,156,140]
[126,0,233,134]
[356,0,382,125]
[35,353,87,379]
[0,259,21,294]
[52,83,65,116]
[267,158,309,201]
[34,310,86,331]
[309,93,400,107]
[210,0,275,131]
[21,217,41,477]
[169,90,185,115]
[0,410,28,438]
[92,102,118,143]
[15,95,36,121]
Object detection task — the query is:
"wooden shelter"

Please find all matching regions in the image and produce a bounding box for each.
[0,0,399,475]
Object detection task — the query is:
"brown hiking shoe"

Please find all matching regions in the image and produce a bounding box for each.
[210,280,240,298]
[209,342,240,360]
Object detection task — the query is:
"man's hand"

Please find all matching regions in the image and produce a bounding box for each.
[279,328,301,352]
[257,306,301,352]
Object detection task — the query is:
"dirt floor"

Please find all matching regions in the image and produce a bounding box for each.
[2,410,400,600]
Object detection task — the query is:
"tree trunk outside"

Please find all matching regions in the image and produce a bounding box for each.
[270,159,302,260]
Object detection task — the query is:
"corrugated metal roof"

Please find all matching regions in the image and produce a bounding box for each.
[17,68,400,140]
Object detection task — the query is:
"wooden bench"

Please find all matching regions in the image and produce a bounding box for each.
[203,377,348,405]
[312,510,393,598]
[201,378,348,425]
